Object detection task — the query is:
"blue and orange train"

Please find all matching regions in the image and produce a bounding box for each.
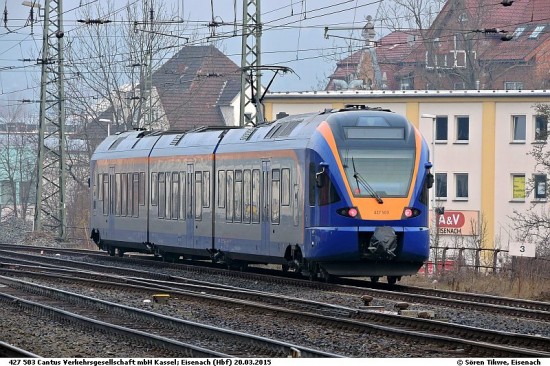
[90,105,433,283]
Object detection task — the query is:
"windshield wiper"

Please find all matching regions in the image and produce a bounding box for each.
[351,157,384,204]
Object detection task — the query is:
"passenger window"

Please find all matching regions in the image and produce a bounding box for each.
[271,169,280,224]
[158,172,165,218]
[243,170,251,223]
[226,170,234,222]
[281,168,290,206]
[234,170,243,222]
[218,170,226,208]
[115,173,122,216]
[97,174,103,201]
[195,171,202,220]
[133,173,139,217]
[203,171,210,208]
[139,172,145,206]
[151,172,158,206]
[252,169,260,223]
[179,172,186,221]
[122,173,128,217]
[165,172,172,219]
[102,174,109,215]
[171,172,179,220]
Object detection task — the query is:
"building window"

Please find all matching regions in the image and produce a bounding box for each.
[436,116,448,141]
[512,115,526,141]
[455,173,468,199]
[513,26,526,38]
[453,82,466,90]
[505,82,523,90]
[529,25,545,39]
[456,116,469,141]
[534,174,547,199]
[400,80,412,90]
[0,180,13,205]
[512,174,525,200]
[535,115,548,141]
[435,173,447,199]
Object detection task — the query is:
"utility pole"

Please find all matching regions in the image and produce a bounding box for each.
[240,0,262,126]
[33,0,67,239]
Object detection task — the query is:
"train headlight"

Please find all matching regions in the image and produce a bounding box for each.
[337,207,360,219]
[402,207,421,219]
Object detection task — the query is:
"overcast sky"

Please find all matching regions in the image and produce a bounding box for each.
[0,0,380,109]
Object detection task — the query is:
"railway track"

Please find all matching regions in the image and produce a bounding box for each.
[0,274,337,358]
[1,244,550,322]
[1,261,549,357]
[0,341,39,358]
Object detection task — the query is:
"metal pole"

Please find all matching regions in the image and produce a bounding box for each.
[240,0,262,126]
[33,0,67,239]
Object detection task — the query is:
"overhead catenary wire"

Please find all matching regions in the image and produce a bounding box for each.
[1,0,547,108]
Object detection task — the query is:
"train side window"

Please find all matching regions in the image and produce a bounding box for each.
[293,184,299,226]
[158,172,165,218]
[172,172,179,220]
[218,170,226,208]
[123,173,129,217]
[166,172,172,219]
[127,174,133,217]
[139,172,145,206]
[179,172,186,221]
[281,168,290,206]
[252,169,260,223]
[115,173,122,216]
[195,171,202,220]
[318,172,340,206]
[203,171,210,208]
[97,174,103,201]
[243,169,251,223]
[271,169,280,224]
[226,170,234,222]
[102,173,109,215]
[133,173,139,217]
[308,163,316,206]
[151,172,158,206]
[234,170,243,223]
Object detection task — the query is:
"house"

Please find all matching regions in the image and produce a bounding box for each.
[327,0,550,91]
[85,45,243,148]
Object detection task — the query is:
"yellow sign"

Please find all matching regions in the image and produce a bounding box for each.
[512,176,525,199]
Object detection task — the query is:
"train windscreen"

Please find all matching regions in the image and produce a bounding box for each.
[339,148,415,197]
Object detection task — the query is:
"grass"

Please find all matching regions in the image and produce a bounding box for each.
[401,271,550,302]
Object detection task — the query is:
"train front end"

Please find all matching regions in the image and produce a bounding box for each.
[306,108,432,282]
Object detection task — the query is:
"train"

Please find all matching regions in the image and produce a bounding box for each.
[89,105,433,284]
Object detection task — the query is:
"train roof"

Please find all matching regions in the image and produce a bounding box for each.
[91,106,410,160]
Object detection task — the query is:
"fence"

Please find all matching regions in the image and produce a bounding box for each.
[425,246,550,279]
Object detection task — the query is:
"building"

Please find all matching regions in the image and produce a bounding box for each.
[263,89,549,257]
[85,45,244,148]
[327,0,550,92]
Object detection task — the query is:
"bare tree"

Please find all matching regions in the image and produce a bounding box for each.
[0,105,37,221]
[65,0,190,144]
[376,0,444,32]
[511,103,550,257]
[58,1,192,240]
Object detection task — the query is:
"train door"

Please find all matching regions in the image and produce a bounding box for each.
[186,163,194,247]
[261,161,270,252]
